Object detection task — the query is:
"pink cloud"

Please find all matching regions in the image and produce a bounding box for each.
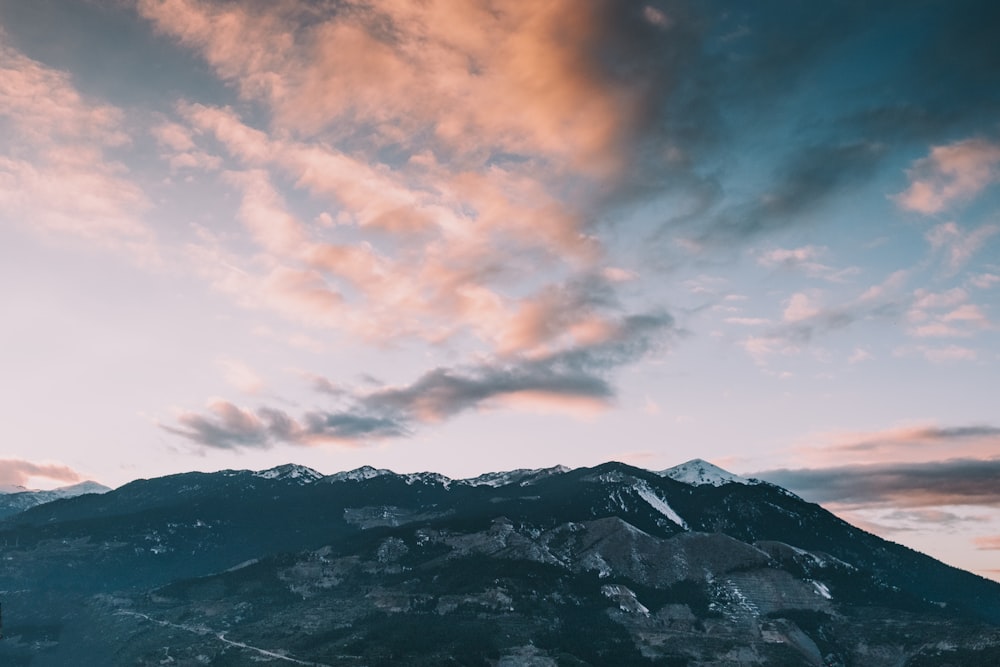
[138,0,646,179]
[0,459,82,488]
[925,221,1000,272]
[791,423,1000,468]
[974,535,1000,550]
[0,39,152,252]
[895,138,1000,214]
[782,292,821,322]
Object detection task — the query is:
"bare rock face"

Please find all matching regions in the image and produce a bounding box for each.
[1,460,999,665]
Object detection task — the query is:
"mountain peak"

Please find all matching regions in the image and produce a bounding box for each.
[459,464,571,488]
[658,458,755,487]
[253,463,324,483]
[50,480,112,497]
[327,465,395,482]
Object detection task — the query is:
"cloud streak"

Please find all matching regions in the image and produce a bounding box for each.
[165,312,675,448]
[754,458,1000,509]
[0,459,82,489]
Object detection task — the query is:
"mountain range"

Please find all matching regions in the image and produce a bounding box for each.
[0,460,998,665]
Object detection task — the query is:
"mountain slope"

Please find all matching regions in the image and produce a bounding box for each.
[0,480,111,520]
[0,461,998,666]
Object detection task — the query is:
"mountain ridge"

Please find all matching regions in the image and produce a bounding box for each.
[1,460,998,665]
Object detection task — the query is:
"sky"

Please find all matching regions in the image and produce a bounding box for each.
[1,0,998,581]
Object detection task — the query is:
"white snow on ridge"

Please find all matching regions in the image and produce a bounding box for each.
[658,459,757,487]
[326,465,395,482]
[47,481,112,498]
[634,481,688,529]
[254,464,324,483]
[459,465,570,488]
[403,472,452,488]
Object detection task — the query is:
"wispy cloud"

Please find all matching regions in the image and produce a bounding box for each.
[974,535,1000,550]
[926,221,1000,273]
[756,245,860,283]
[790,423,1000,467]
[165,312,676,448]
[754,458,1000,508]
[0,459,82,488]
[0,35,151,253]
[216,358,265,394]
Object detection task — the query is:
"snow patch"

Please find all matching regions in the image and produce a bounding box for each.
[634,481,688,529]
[327,465,394,482]
[811,581,832,599]
[658,459,756,487]
[254,464,323,483]
[460,465,570,488]
[403,472,452,488]
[601,584,650,615]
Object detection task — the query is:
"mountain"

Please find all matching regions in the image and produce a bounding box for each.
[0,460,998,666]
[659,458,757,487]
[0,480,111,520]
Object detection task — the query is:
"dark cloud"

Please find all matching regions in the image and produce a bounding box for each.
[697,143,887,243]
[166,312,676,449]
[163,401,274,449]
[840,425,1000,453]
[0,459,82,488]
[164,401,407,450]
[623,0,1000,249]
[754,458,1000,508]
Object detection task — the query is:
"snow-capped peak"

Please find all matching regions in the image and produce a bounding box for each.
[253,464,324,483]
[48,481,112,498]
[327,465,395,482]
[0,480,110,497]
[658,459,756,487]
[403,472,453,487]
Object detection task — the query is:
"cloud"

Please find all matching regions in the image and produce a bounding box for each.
[756,245,859,283]
[738,281,902,364]
[974,535,1000,550]
[895,138,1000,214]
[690,142,887,244]
[0,459,82,489]
[0,35,151,252]
[754,458,1000,508]
[904,286,991,340]
[898,344,979,363]
[165,312,675,448]
[848,347,873,364]
[924,222,1000,273]
[791,423,1000,468]
[782,292,822,323]
[163,400,406,449]
[970,273,1000,289]
[137,0,691,179]
[217,358,264,394]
